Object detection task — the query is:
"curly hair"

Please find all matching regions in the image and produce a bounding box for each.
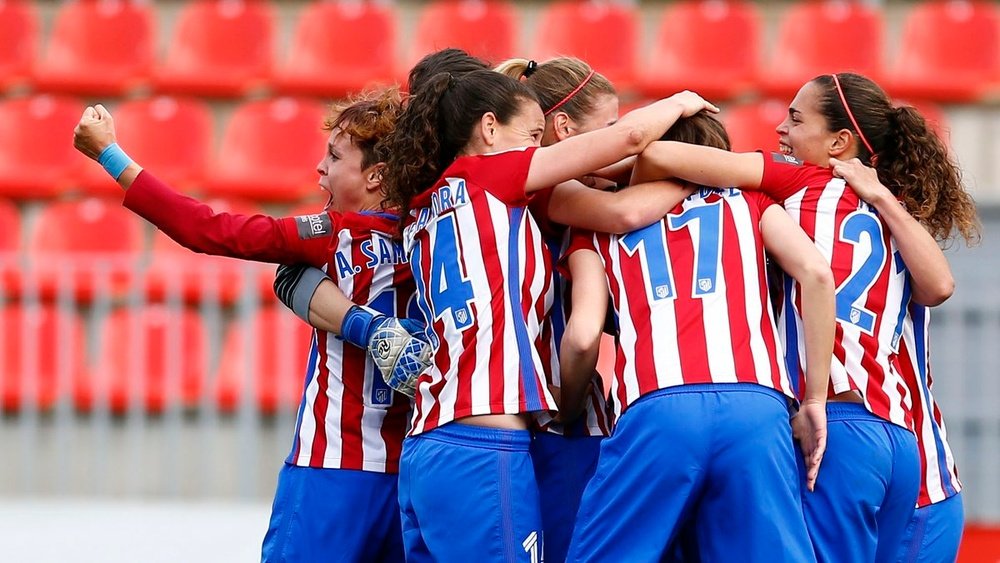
[323,87,403,170]
[380,69,538,228]
[812,73,980,245]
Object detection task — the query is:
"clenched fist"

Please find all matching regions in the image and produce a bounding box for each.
[73,104,117,161]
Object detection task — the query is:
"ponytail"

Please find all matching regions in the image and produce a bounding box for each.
[878,105,980,245]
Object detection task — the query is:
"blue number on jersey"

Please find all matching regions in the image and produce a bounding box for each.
[428,215,474,329]
[619,201,723,300]
[367,288,398,407]
[668,202,722,296]
[835,211,887,333]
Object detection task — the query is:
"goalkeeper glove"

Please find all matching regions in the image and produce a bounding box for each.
[341,305,432,397]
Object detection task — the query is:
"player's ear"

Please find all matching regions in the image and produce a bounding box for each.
[551,112,572,142]
[479,112,499,146]
[365,162,386,193]
[829,128,854,159]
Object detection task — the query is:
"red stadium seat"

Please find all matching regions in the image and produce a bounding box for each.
[273,0,397,98]
[145,198,267,305]
[89,306,208,414]
[720,99,788,153]
[638,0,761,101]
[215,306,312,414]
[0,95,89,199]
[759,0,885,97]
[888,0,1000,102]
[0,198,21,296]
[1,305,87,412]
[408,0,517,68]
[26,198,144,302]
[76,97,213,195]
[533,0,639,90]
[0,0,37,90]
[154,0,275,97]
[204,98,328,202]
[32,0,155,96]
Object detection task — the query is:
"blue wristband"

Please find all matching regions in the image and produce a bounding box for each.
[97,143,134,180]
[341,305,377,349]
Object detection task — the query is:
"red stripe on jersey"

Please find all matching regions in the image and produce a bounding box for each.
[721,200,757,382]
[338,240,375,469]
[670,222,712,384]
[309,330,332,467]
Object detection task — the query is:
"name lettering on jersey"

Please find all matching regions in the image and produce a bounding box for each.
[409,178,471,234]
[694,187,741,199]
[295,213,333,239]
[771,152,803,166]
[334,234,407,279]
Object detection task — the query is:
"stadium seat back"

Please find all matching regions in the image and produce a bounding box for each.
[533,0,639,88]
[0,0,37,88]
[1,305,87,412]
[640,0,761,99]
[275,1,397,97]
[215,306,311,414]
[206,98,328,201]
[94,306,207,413]
[411,0,517,65]
[0,198,20,252]
[721,99,788,154]
[77,97,213,194]
[890,0,1000,101]
[762,0,884,96]
[0,95,87,199]
[156,0,275,96]
[35,0,155,95]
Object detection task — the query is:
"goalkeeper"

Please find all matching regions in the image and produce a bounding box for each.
[72,65,453,560]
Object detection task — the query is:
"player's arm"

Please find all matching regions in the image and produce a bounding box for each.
[760,204,835,492]
[546,179,693,234]
[632,141,765,190]
[525,92,720,193]
[73,104,320,264]
[830,157,954,306]
[558,249,609,423]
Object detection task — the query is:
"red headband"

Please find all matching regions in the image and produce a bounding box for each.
[544,70,596,116]
[831,73,874,156]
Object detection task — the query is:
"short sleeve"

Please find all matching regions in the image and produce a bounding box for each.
[741,190,780,216]
[557,228,599,280]
[758,151,833,203]
[464,146,539,206]
[528,186,563,239]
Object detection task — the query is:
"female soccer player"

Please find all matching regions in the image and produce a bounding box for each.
[631,72,967,562]
[375,65,716,561]
[560,112,834,562]
[74,90,414,562]
[828,153,978,562]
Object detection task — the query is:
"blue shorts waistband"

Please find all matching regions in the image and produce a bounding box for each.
[636,382,789,405]
[826,401,880,421]
[412,422,532,451]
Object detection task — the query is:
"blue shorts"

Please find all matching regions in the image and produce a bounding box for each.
[399,423,543,563]
[261,463,403,563]
[530,431,602,563]
[896,492,964,563]
[800,402,920,563]
[566,383,814,563]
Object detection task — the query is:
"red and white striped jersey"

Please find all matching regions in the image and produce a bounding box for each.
[124,171,413,473]
[528,190,612,437]
[566,188,792,419]
[761,152,913,430]
[896,304,961,507]
[402,148,558,435]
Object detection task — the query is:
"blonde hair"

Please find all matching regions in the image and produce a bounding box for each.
[494,57,615,121]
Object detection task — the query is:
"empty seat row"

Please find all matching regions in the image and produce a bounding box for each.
[0,303,312,415]
[1,0,998,102]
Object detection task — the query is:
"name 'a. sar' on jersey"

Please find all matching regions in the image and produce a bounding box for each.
[526,191,612,437]
[120,171,414,474]
[565,188,792,420]
[288,211,415,474]
[401,147,559,436]
[760,152,913,430]
[895,304,962,507]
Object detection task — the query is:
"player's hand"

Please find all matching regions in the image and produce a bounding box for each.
[367,317,432,398]
[830,157,892,205]
[666,90,721,117]
[73,104,118,161]
[792,399,827,492]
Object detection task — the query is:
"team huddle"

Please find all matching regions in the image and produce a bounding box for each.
[72,48,979,563]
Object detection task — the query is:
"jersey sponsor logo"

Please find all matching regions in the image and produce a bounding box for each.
[771,152,803,166]
[295,213,333,239]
